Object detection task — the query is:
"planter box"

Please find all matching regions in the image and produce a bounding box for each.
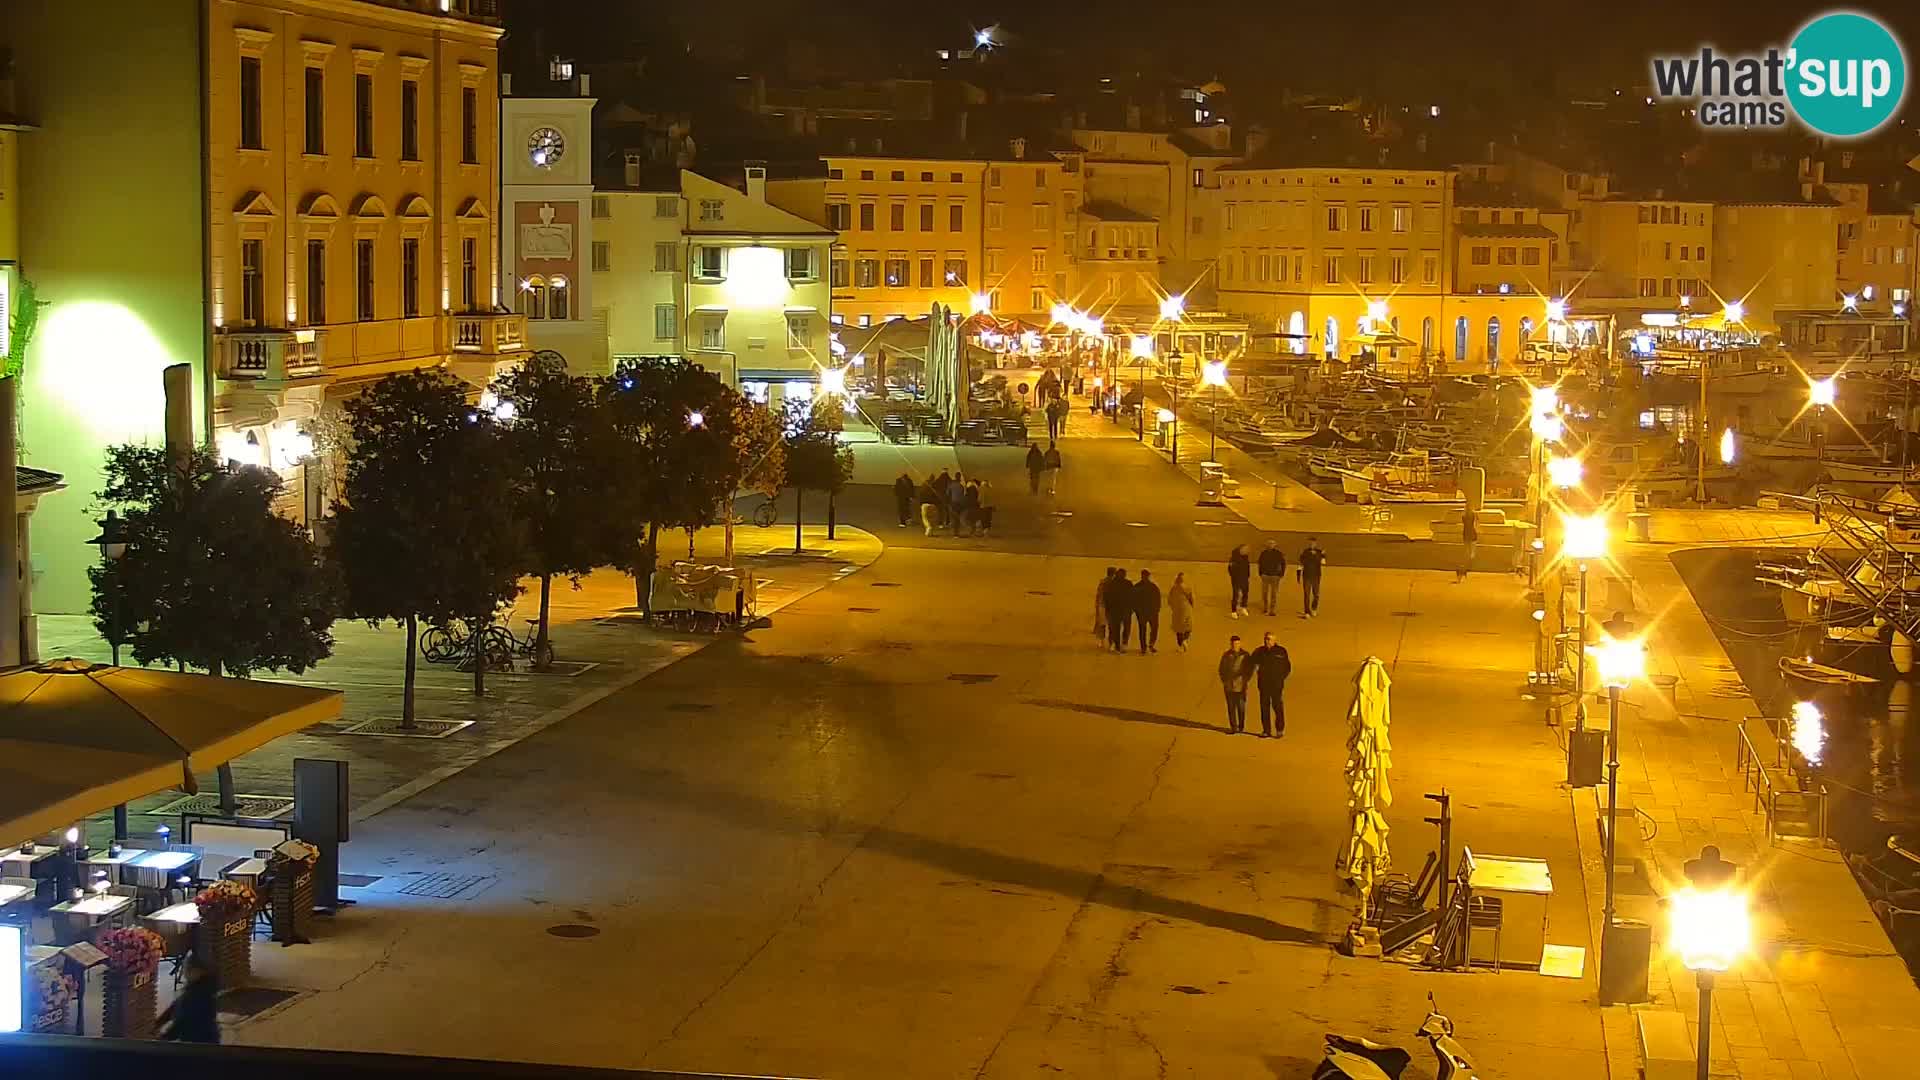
[102,969,158,1039]
[269,858,316,945]
[194,911,253,988]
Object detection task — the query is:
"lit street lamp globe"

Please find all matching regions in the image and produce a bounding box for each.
[1547,455,1583,489]
[1561,513,1608,561]
[1593,636,1645,689]
[1202,360,1229,387]
[1670,880,1750,973]
[1808,377,1836,408]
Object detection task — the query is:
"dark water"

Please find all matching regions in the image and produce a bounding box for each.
[1673,547,1920,972]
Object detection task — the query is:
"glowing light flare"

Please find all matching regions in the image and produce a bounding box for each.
[1561,513,1608,562]
[818,366,847,397]
[969,292,993,316]
[1592,636,1646,688]
[1723,300,1745,324]
[1791,701,1826,767]
[0,923,21,1034]
[1546,298,1568,322]
[1809,377,1836,408]
[722,246,792,309]
[1530,386,1559,415]
[1530,412,1564,443]
[1159,294,1186,321]
[34,300,177,441]
[1202,360,1229,387]
[1546,455,1583,489]
[216,429,263,468]
[1050,302,1074,326]
[1670,884,1750,973]
[1130,335,1154,359]
[1366,299,1389,324]
[1842,293,1859,312]
[687,410,705,428]
[1720,428,1737,464]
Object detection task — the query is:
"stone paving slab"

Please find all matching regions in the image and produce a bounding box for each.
[36,524,880,838]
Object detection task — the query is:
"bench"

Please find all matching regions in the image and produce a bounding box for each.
[1635,1006,1694,1080]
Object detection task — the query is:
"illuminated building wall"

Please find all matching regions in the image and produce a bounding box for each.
[980,155,1080,319]
[678,169,834,401]
[798,156,987,327]
[1829,180,1916,314]
[1071,127,1237,307]
[1582,200,1714,303]
[1712,201,1840,328]
[1,0,506,613]
[595,187,685,360]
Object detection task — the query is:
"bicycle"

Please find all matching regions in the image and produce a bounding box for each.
[421,617,554,669]
[486,618,556,668]
[747,490,781,528]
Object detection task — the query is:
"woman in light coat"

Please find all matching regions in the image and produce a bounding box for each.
[1168,572,1197,651]
[1094,567,1115,641]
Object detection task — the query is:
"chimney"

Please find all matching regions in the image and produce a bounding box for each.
[624,151,641,188]
[1009,136,1026,159]
[501,72,513,97]
[743,161,767,203]
[578,72,591,96]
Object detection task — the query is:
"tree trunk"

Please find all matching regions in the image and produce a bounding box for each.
[216,763,236,816]
[795,488,805,553]
[402,614,418,729]
[535,572,553,670]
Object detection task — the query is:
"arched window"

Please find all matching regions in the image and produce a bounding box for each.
[1324,315,1340,358]
[1289,311,1306,355]
[1487,316,1502,371]
[1519,316,1534,343]
[549,275,571,321]
[1421,316,1435,356]
[1454,316,1469,362]
[524,275,548,320]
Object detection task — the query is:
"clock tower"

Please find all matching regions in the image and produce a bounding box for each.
[501,75,597,370]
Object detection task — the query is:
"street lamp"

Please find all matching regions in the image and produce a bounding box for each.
[1809,377,1836,520]
[88,512,130,667]
[1673,847,1748,1080]
[1159,294,1186,321]
[1593,632,1645,998]
[1547,454,1583,489]
[1202,359,1229,462]
[1723,300,1745,326]
[687,410,705,429]
[969,292,993,317]
[1562,514,1608,728]
[1164,350,1183,464]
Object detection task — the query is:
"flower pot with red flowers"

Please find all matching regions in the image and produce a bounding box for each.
[98,927,166,1038]
[191,879,258,987]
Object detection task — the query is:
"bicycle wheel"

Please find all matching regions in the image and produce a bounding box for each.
[532,637,555,668]
[421,626,456,663]
[481,626,515,669]
[752,497,778,528]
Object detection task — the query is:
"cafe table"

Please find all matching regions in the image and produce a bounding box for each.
[1,845,63,878]
[50,892,135,943]
[82,847,146,885]
[142,900,201,957]
[221,858,268,888]
[0,880,34,916]
[122,849,199,891]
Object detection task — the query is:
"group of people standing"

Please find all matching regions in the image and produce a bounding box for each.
[895,470,995,538]
[1226,538,1327,618]
[1094,567,1196,654]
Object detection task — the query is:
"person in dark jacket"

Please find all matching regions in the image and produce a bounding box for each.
[1132,569,1162,654]
[159,947,221,1043]
[1257,540,1288,615]
[893,472,916,528]
[1104,570,1132,652]
[1043,441,1064,495]
[1025,443,1045,493]
[1227,545,1252,617]
[1248,631,1293,736]
[1456,511,1478,582]
[1298,537,1328,617]
[932,470,954,524]
[1217,635,1251,733]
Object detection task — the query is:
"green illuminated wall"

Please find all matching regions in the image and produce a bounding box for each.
[2,0,207,613]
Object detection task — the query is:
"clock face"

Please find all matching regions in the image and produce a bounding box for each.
[527,126,565,168]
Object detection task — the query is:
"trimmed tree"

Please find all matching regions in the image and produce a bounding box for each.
[490,352,610,668]
[781,400,854,553]
[88,444,336,678]
[599,358,750,612]
[332,370,523,725]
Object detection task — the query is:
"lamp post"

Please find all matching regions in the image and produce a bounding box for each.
[1562,513,1608,729]
[1593,631,1645,996]
[88,512,130,667]
[819,366,846,541]
[1203,359,1229,462]
[1166,350,1183,464]
[1673,847,1748,1080]
[1809,376,1836,522]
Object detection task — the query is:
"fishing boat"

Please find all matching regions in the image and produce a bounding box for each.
[1825,459,1920,484]
[1779,654,1880,698]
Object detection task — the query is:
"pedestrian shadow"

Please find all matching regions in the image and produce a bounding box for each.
[1021,696,1223,734]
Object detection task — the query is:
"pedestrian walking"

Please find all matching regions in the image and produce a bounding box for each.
[933,469,954,524]
[1257,539,1288,615]
[1044,440,1063,495]
[1133,569,1162,654]
[1298,536,1327,618]
[968,480,988,536]
[1025,443,1045,494]
[1227,544,1252,617]
[1094,567,1115,642]
[893,472,916,528]
[1456,511,1478,583]
[1218,635,1251,733]
[1104,570,1132,652]
[1045,397,1062,441]
[1248,631,1293,736]
[1168,572,1196,651]
[159,947,221,1043]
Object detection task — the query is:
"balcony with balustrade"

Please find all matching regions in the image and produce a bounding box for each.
[451,311,529,356]
[215,328,324,383]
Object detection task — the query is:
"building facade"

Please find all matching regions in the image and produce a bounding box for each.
[595,183,685,362]
[3,0,510,612]
[501,84,596,368]
[1712,199,1840,328]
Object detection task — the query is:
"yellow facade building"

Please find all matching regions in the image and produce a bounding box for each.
[1829,179,1916,314]
[1712,198,1839,328]
[3,0,510,612]
[1580,199,1714,305]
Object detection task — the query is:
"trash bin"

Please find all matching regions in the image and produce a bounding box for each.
[1153,421,1169,449]
[1627,511,1652,541]
[1599,917,1652,1004]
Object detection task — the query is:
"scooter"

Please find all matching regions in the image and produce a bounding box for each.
[1314,994,1477,1080]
